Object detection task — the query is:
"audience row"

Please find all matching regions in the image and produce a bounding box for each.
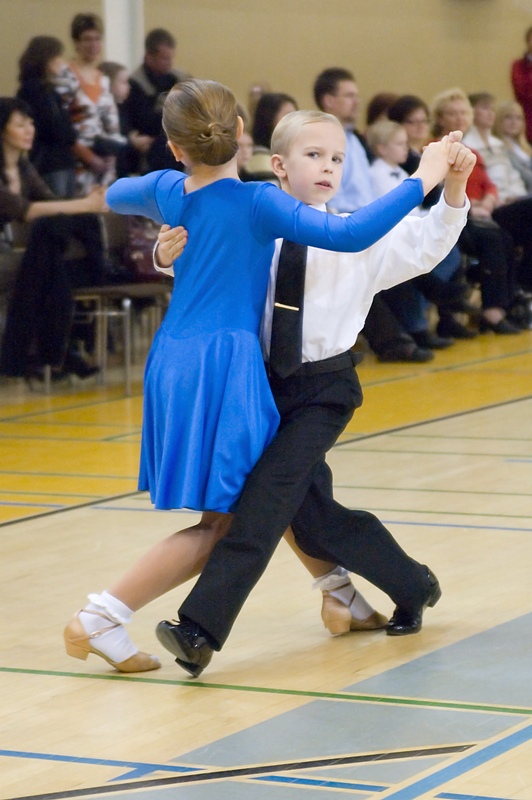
[1,12,531,383]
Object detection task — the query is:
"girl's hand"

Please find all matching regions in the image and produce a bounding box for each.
[156,224,188,268]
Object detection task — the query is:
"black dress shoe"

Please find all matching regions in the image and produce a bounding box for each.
[437,317,477,339]
[377,340,434,363]
[411,331,454,350]
[156,619,214,677]
[386,569,442,636]
[478,317,521,335]
[63,352,100,379]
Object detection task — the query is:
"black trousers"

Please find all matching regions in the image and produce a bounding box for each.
[179,356,431,650]
[0,214,105,376]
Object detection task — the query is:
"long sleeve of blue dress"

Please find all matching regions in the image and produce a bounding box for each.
[106,170,424,253]
[251,177,424,251]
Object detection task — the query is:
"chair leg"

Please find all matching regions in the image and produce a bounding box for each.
[122,298,132,397]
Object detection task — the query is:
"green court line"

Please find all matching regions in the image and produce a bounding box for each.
[1,666,531,717]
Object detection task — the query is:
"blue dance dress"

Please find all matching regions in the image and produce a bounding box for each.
[106,170,423,512]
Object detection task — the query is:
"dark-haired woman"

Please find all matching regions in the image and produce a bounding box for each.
[247,92,297,181]
[17,35,77,198]
[0,97,107,380]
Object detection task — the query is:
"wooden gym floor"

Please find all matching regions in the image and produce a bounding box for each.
[0,327,531,800]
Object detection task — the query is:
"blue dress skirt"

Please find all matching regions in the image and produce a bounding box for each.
[139,325,279,513]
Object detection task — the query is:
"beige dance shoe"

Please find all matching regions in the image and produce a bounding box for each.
[321,591,388,635]
[64,609,161,673]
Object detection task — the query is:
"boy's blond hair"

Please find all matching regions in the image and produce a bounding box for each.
[366,119,404,154]
[270,110,344,156]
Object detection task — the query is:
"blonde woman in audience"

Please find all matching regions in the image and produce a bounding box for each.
[494,100,532,193]
[431,88,521,331]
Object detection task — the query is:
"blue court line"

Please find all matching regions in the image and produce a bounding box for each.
[0,749,199,780]
[378,723,532,799]
[255,774,387,791]
[438,793,514,800]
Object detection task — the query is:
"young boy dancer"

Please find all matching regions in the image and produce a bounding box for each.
[155,110,475,676]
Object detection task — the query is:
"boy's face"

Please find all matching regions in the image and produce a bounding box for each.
[272,121,346,205]
[377,128,409,166]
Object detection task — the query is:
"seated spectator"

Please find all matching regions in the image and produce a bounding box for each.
[431,88,521,331]
[387,94,477,339]
[365,91,399,128]
[464,91,532,292]
[0,98,107,381]
[16,36,77,198]
[55,12,123,195]
[367,119,458,348]
[123,28,191,172]
[465,92,526,202]
[247,92,298,182]
[313,67,434,360]
[493,100,532,192]
[510,25,532,144]
[99,61,150,177]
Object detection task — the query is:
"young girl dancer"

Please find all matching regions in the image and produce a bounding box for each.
[64,79,460,672]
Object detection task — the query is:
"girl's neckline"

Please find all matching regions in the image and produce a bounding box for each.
[182,176,240,196]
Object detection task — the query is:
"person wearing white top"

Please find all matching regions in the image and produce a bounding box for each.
[152,113,474,676]
[465,92,532,290]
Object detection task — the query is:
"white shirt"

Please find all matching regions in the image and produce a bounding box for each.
[463,125,527,203]
[370,158,425,217]
[155,195,468,364]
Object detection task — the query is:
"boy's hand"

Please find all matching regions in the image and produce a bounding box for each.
[412,131,466,195]
[443,142,476,208]
[156,224,188,268]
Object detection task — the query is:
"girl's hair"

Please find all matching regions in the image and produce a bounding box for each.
[71,12,104,41]
[494,100,532,156]
[388,94,429,124]
[162,79,240,167]
[98,61,127,83]
[431,87,472,137]
[252,92,298,149]
[270,110,343,157]
[18,36,64,84]
[0,97,33,180]
[366,119,404,154]
[365,92,399,127]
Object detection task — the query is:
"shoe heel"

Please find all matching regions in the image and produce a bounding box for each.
[64,636,89,661]
[323,618,351,636]
[427,584,442,608]
[321,592,352,636]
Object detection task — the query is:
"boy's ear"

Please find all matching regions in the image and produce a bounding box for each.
[236,116,244,139]
[270,153,287,180]
[168,140,186,163]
